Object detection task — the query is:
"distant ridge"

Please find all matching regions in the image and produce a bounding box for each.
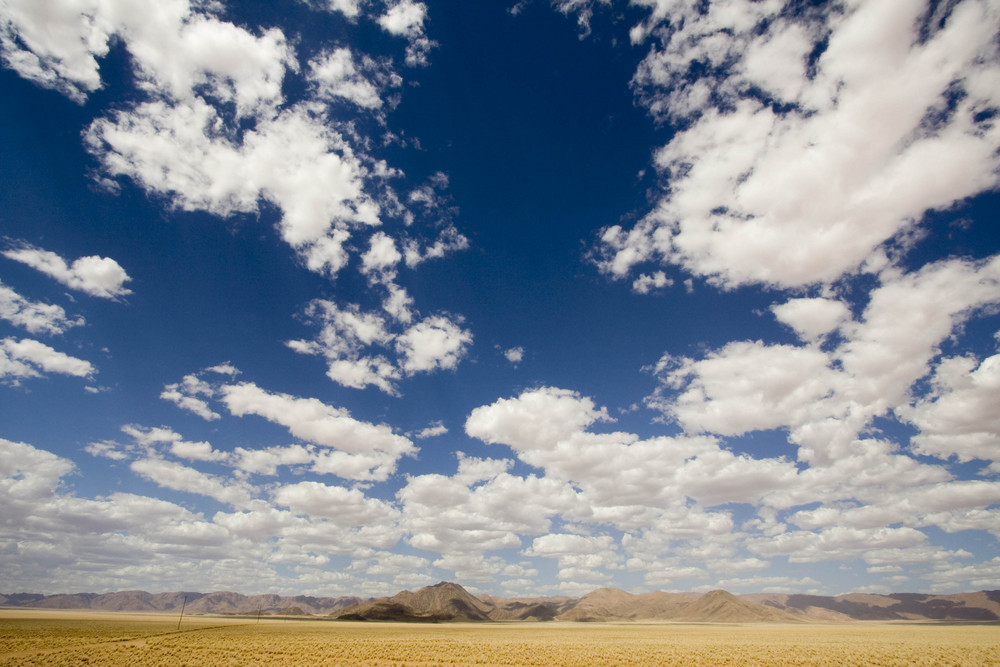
[4,585,999,623]
[0,590,364,616]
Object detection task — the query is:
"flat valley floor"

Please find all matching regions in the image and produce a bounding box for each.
[1,609,997,666]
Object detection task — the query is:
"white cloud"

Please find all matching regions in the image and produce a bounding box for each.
[649,341,840,438]
[232,444,314,476]
[552,0,610,38]
[378,0,426,37]
[130,456,254,507]
[395,314,473,374]
[0,337,94,381]
[160,372,221,421]
[648,256,1000,464]
[377,0,436,66]
[0,437,75,502]
[287,299,401,394]
[0,282,84,335]
[0,0,293,114]
[3,245,131,299]
[0,0,111,103]
[273,481,400,527]
[0,437,423,594]
[502,346,524,365]
[399,465,578,555]
[84,440,128,461]
[523,533,620,580]
[412,421,448,439]
[361,231,403,276]
[467,386,612,451]
[771,297,851,342]
[598,0,1000,288]
[219,381,415,481]
[632,270,672,294]
[402,226,469,268]
[467,386,798,517]
[898,352,1000,463]
[88,100,377,278]
[119,424,227,462]
[301,0,362,19]
[308,47,399,110]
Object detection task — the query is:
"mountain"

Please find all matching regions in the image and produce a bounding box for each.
[554,588,698,622]
[332,582,494,622]
[480,594,576,621]
[4,585,999,623]
[674,590,802,623]
[745,590,1000,622]
[0,590,363,616]
[549,588,799,623]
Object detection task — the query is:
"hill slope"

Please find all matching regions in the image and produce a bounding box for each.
[4,586,998,623]
[332,582,494,622]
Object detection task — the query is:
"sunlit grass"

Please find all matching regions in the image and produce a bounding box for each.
[0,611,997,666]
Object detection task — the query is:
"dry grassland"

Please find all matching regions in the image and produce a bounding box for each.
[1,610,997,666]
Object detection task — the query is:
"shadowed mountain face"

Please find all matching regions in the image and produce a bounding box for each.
[747,591,1000,622]
[4,585,1000,623]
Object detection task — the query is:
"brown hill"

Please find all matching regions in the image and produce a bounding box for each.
[5,586,999,623]
[555,588,698,622]
[332,582,493,622]
[0,590,358,616]
[482,594,575,621]
[747,590,1000,622]
[674,590,802,623]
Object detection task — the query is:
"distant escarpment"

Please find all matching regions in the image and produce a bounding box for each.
[4,584,999,623]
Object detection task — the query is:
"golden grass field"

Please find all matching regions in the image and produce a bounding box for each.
[1,609,997,666]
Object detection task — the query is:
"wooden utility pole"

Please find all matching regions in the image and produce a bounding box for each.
[177,595,187,631]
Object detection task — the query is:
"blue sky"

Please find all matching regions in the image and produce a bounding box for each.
[1,0,999,598]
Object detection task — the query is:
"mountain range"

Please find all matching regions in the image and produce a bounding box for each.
[3,583,999,623]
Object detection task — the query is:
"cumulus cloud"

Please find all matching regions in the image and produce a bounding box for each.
[596,0,1000,288]
[287,299,401,394]
[399,457,579,557]
[308,47,401,111]
[377,0,436,66]
[231,444,314,476]
[0,0,111,103]
[0,437,396,594]
[119,424,227,462]
[289,301,473,393]
[88,100,378,278]
[632,270,672,294]
[523,533,619,581]
[770,297,851,342]
[160,372,221,421]
[648,256,1000,464]
[3,245,131,299]
[461,380,1000,589]
[502,346,524,365]
[131,456,254,507]
[898,351,1000,464]
[396,314,473,374]
[0,281,84,335]
[412,421,448,439]
[467,386,798,517]
[219,381,415,481]
[0,337,94,382]
[273,481,400,527]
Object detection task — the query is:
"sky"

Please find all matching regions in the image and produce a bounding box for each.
[1,0,999,599]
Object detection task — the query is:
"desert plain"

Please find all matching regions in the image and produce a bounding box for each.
[1,608,999,666]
